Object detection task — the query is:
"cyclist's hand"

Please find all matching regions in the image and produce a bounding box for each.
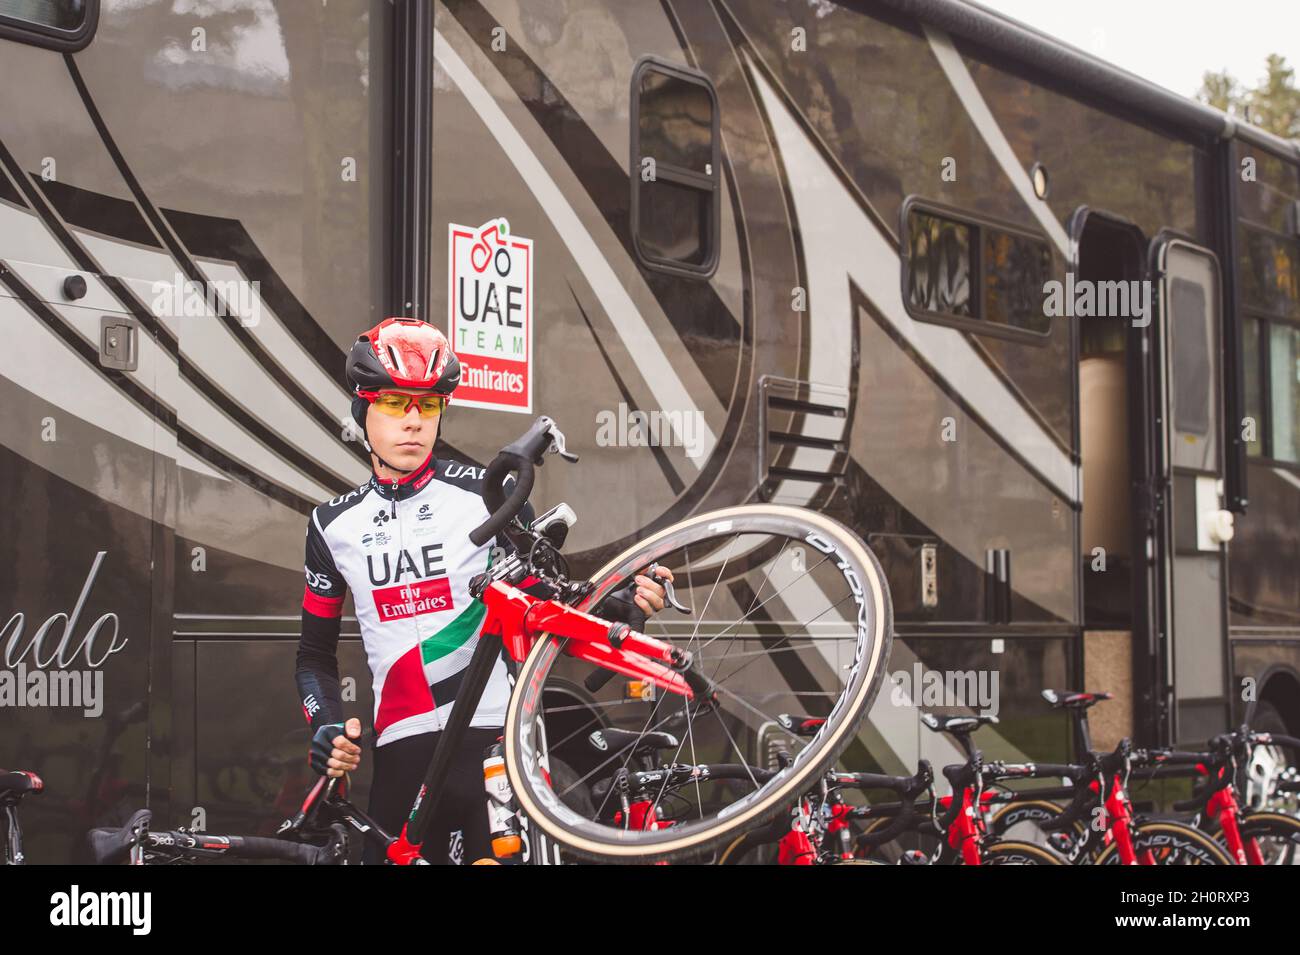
[309,718,362,777]
[633,566,674,617]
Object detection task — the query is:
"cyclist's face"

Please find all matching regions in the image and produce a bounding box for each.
[366,389,440,471]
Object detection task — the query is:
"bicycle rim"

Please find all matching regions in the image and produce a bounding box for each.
[1097,821,1234,865]
[504,504,892,862]
[1236,812,1300,865]
[988,799,1084,851]
[980,840,1067,865]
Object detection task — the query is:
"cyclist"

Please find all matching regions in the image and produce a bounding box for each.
[294,317,671,864]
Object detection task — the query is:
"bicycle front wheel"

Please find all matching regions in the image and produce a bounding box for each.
[1214,811,1300,865]
[1096,820,1234,865]
[503,504,893,863]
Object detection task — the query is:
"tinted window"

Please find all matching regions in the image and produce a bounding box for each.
[1243,317,1264,457]
[1270,323,1300,463]
[906,210,974,318]
[905,205,1053,340]
[638,71,713,175]
[630,59,719,277]
[1171,278,1212,437]
[1239,226,1300,319]
[984,228,1052,334]
[0,0,84,29]
[636,178,711,267]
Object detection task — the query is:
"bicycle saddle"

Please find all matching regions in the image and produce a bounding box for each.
[777,713,827,738]
[0,770,43,800]
[1041,689,1112,710]
[920,713,998,736]
[588,727,679,756]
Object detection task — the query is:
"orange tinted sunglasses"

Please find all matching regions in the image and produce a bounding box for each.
[359,390,448,418]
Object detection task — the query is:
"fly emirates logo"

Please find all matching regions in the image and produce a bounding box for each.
[367,544,454,622]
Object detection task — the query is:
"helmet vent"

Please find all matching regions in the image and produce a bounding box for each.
[386,344,406,376]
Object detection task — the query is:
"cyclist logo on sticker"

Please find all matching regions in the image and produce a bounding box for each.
[448,217,533,414]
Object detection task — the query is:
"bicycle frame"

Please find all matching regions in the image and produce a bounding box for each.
[383,580,703,865]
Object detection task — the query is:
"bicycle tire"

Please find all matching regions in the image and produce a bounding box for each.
[1095,820,1234,865]
[1208,811,1300,865]
[980,839,1067,865]
[503,504,893,863]
[986,797,1087,848]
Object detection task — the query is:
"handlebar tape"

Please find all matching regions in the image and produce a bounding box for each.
[469,417,557,547]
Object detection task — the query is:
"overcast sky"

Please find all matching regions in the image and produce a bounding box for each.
[971,0,1300,101]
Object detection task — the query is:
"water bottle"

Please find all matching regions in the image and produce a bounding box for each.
[483,739,521,859]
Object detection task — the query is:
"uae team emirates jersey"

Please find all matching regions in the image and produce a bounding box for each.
[301,452,523,746]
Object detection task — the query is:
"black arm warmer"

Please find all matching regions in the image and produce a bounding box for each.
[295,609,345,732]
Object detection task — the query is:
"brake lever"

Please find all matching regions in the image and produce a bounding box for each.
[547,423,579,463]
[647,561,692,614]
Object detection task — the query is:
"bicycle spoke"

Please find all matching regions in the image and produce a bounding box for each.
[713,590,858,688]
[682,690,705,822]
[696,538,794,686]
[710,703,761,791]
[695,552,833,655]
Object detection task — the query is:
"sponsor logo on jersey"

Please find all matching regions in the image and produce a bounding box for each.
[417,504,433,522]
[372,578,454,621]
[442,462,485,481]
[305,567,333,591]
[360,531,391,548]
[366,545,445,586]
[327,483,368,507]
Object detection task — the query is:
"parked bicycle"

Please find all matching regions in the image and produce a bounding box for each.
[986,690,1300,865]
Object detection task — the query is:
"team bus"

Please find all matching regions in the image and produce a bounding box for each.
[1,0,1297,861]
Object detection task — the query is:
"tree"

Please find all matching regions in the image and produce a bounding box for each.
[1197,55,1300,140]
[1248,55,1300,140]
[1198,69,1242,115]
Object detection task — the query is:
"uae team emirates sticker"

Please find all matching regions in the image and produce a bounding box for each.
[448,217,533,413]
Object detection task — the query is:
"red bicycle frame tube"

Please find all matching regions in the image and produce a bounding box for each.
[1091,774,1159,865]
[619,800,672,832]
[950,788,985,865]
[778,799,818,866]
[1207,786,1255,865]
[1197,762,1263,866]
[827,802,856,860]
[478,580,696,700]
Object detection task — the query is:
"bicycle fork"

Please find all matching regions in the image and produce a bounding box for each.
[1208,786,1261,865]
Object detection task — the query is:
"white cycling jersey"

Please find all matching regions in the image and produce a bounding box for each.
[300,451,523,746]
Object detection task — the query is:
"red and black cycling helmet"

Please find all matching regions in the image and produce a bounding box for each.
[347,318,459,463]
[346,317,460,396]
